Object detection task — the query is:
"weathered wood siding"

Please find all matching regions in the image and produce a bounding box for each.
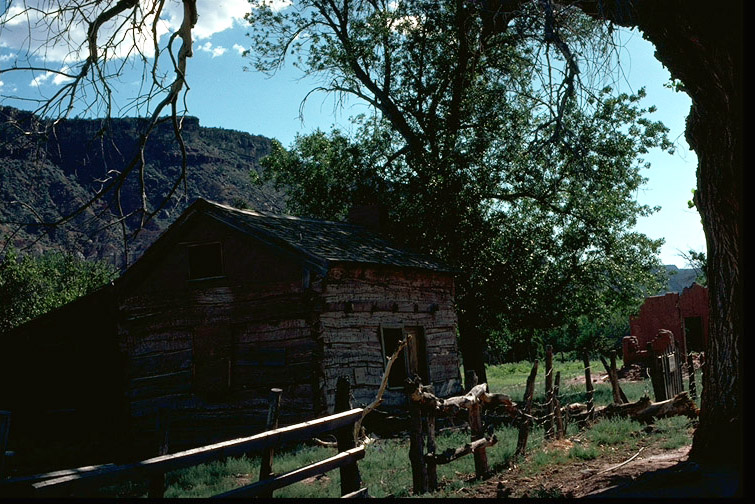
[117,219,321,455]
[319,265,462,412]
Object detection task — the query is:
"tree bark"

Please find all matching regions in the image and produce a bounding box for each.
[569,0,743,468]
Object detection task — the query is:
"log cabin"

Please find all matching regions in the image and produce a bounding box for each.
[0,198,462,469]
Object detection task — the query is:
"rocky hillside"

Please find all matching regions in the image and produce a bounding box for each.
[663,265,703,293]
[0,106,285,267]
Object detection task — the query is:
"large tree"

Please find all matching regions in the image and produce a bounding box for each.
[556,0,743,470]
[248,0,671,385]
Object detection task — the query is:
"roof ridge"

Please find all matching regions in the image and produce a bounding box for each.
[199,198,367,229]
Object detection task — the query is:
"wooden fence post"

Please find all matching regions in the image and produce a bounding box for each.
[469,398,488,479]
[148,408,170,498]
[545,346,554,439]
[407,379,427,495]
[687,353,697,400]
[515,360,538,459]
[334,378,362,496]
[600,352,627,404]
[259,388,283,498]
[1,411,10,479]
[553,371,564,439]
[423,385,438,492]
[582,354,594,419]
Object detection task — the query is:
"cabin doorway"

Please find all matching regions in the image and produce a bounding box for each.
[684,316,704,352]
[381,326,429,388]
[192,326,232,400]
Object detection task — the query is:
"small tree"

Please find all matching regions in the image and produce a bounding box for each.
[0,248,117,333]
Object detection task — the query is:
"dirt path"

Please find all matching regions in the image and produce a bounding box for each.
[466,442,692,498]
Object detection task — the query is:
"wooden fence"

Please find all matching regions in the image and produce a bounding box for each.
[647,344,685,402]
[0,382,367,498]
[405,373,517,494]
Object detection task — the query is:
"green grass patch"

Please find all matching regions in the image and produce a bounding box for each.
[650,416,696,450]
[586,417,643,446]
[569,443,599,460]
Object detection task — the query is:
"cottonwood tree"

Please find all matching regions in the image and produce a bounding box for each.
[546,0,742,471]
[0,0,743,472]
[248,0,669,388]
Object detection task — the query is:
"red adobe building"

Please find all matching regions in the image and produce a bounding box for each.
[623,283,709,365]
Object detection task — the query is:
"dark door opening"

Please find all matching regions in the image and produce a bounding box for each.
[684,316,704,352]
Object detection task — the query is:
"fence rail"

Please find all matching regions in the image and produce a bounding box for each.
[1,392,366,498]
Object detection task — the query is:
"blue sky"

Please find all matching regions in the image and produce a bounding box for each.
[0,2,706,267]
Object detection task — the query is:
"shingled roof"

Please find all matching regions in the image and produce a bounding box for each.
[191,199,454,274]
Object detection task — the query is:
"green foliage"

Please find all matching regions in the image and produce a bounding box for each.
[681,248,707,286]
[249,0,670,366]
[569,443,599,460]
[260,130,386,220]
[586,417,643,446]
[0,248,117,333]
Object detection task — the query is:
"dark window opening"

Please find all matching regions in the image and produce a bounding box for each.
[684,316,704,352]
[381,327,408,388]
[406,327,430,385]
[188,242,223,280]
[381,326,429,388]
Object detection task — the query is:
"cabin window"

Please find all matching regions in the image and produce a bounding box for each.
[380,326,429,388]
[188,242,223,280]
[381,327,408,388]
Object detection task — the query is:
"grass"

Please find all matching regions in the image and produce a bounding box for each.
[93,358,696,498]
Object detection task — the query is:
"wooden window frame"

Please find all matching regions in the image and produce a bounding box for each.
[187,241,225,281]
[380,324,429,390]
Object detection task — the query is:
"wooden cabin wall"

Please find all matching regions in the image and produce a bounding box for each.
[318,265,462,412]
[116,219,321,456]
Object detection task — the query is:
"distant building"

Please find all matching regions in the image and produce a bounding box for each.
[623,283,709,365]
[1,199,462,470]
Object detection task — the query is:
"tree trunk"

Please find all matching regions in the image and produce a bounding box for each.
[458,315,488,388]
[570,0,743,469]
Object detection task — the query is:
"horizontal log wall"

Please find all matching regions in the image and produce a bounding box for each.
[320,265,462,412]
[117,222,324,456]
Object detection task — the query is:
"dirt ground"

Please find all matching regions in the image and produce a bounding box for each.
[464,442,692,498]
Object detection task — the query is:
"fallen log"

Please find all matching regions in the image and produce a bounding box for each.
[407,381,517,418]
[564,392,698,424]
[425,435,498,466]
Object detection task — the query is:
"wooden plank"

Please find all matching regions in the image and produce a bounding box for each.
[213,447,365,498]
[341,487,369,498]
[469,401,488,478]
[515,360,538,458]
[258,388,283,498]
[334,377,362,496]
[32,408,364,496]
[545,346,554,439]
[127,370,193,400]
[0,463,119,489]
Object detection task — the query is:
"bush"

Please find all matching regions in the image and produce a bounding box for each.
[0,248,117,332]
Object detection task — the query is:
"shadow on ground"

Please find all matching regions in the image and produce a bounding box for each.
[586,461,742,498]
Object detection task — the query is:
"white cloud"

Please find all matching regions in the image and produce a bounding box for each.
[232,44,246,56]
[197,41,228,58]
[0,0,282,64]
[29,72,53,88]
